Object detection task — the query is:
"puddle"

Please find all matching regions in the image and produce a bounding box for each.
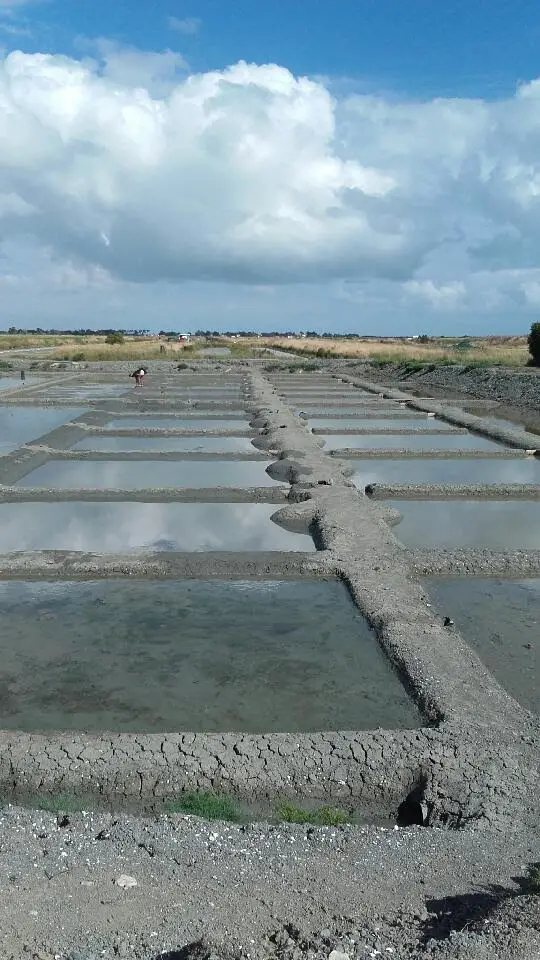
[46,385,129,397]
[199,347,232,356]
[104,418,248,431]
[0,407,86,455]
[0,579,421,733]
[323,433,505,451]
[353,457,540,488]
[0,502,313,552]
[0,378,38,391]
[388,500,540,549]
[310,417,455,431]
[72,436,256,453]
[425,578,539,715]
[476,414,540,440]
[17,460,282,489]
[460,406,540,438]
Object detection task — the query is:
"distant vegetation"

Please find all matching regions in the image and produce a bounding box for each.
[0,329,534,369]
[251,335,530,368]
[105,331,125,345]
[528,322,540,366]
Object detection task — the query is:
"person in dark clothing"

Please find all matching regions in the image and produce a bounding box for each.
[130,367,146,387]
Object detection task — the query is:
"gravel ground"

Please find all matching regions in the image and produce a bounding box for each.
[0,806,538,960]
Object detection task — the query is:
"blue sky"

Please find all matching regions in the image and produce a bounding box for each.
[16,0,540,99]
[1,0,540,333]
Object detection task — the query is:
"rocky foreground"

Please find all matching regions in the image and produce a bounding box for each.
[0,806,538,960]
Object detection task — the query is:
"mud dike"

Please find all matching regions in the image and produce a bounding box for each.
[0,363,538,831]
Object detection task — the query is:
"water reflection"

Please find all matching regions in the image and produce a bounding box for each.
[324,433,505,451]
[0,378,38,391]
[0,407,86,454]
[17,459,280,488]
[296,406,400,417]
[72,436,256,453]
[310,417,455,431]
[353,457,540,488]
[45,385,130,401]
[0,502,314,552]
[389,500,540,549]
[104,418,248,430]
[0,579,419,732]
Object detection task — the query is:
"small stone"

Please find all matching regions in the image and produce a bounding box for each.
[115,874,137,888]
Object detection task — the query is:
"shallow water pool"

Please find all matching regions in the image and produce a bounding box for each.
[0,579,422,733]
[0,502,313,552]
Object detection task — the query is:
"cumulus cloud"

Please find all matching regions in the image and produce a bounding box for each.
[1,48,540,322]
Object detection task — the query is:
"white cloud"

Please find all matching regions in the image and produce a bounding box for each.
[1,50,540,330]
[77,38,189,95]
[404,279,466,310]
[167,16,201,35]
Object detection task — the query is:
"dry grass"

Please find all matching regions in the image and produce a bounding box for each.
[0,334,88,350]
[49,340,200,362]
[247,336,530,367]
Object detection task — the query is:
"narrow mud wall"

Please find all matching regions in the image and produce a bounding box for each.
[343,361,540,409]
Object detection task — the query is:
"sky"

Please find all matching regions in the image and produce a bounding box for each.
[1,1,540,334]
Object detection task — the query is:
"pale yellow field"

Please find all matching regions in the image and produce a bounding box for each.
[49,339,200,362]
[247,335,530,366]
[0,334,88,350]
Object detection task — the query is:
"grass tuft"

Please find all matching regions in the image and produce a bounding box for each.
[165,791,240,821]
[38,793,87,813]
[277,803,350,826]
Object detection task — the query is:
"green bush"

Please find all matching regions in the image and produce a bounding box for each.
[105,332,125,345]
[528,322,540,366]
[72,351,86,361]
[520,862,540,894]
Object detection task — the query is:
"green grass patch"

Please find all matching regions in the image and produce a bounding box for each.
[277,803,350,826]
[37,793,88,813]
[165,791,240,821]
[0,360,13,371]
